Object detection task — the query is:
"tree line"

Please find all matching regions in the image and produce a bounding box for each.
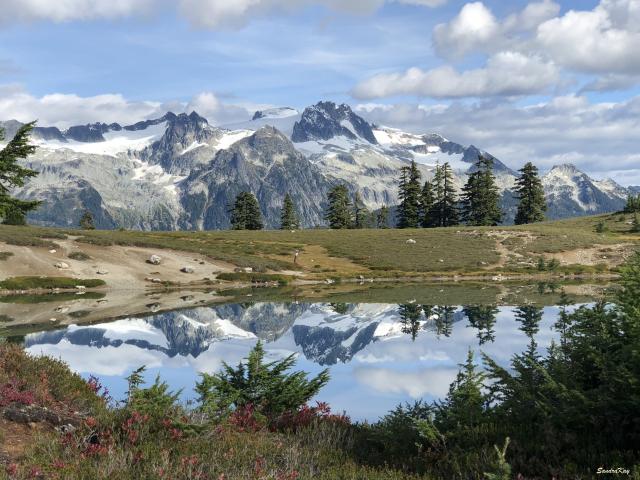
[394,157,547,229]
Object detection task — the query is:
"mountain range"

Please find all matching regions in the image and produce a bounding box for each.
[0,101,633,230]
[23,302,464,366]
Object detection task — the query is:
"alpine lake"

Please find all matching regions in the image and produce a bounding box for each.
[0,280,616,421]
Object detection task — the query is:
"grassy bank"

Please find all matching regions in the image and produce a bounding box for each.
[0,277,105,291]
[0,213,637,282]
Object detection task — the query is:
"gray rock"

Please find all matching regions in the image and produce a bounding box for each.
[54,261,70,269]
[181,266,195,273]
[148,255,162,265]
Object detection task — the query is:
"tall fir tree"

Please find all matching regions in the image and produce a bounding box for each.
[514,162,546,225]
[397,160,422,228]
[279,193,300,230]
[624,194,640,213]
[421,180,435,227]
[430,162,459,227]
[79,210,96,230]
[230,191,264,230]
[0,121,41,224]
[352,191,369,229]
[325,184,353,229]
[376,205,390,229]
[461,156,502,226]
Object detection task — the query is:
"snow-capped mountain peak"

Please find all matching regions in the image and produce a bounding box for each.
[252,107,299,120]
[291,101,378,144]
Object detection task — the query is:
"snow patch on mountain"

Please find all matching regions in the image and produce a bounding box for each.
[37,122,168,157]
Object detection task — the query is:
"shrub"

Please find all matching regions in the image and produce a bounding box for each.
[0,251,13,261]
[217,272,292,286]
[68,251,91,261]
[196,341,329,421]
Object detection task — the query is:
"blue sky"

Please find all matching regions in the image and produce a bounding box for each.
[0,0,639,183]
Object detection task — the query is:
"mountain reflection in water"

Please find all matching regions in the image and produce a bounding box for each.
[23,302,567,420]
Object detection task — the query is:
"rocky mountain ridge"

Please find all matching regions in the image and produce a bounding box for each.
[1,101,630,229]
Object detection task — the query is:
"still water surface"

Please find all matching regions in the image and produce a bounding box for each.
[15,298,580,421]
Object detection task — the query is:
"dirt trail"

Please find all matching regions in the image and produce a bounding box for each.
[0,238,235,290]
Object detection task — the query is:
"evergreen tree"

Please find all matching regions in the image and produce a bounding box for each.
[2,207,26,226]
[279,193,299,230]
[376,205,390,229]
[430,163,459,227]
[461,156,502,226]
[513,305,543,339]
[434,349,488,435]
[79,210,96,230]
[397,160,422,228]
[632,212,640,233]
[230,191,264,230]
[399,303,423,341]
[196,341,329,420]
[325,184,353,229]
[432,305,455,338]
[463,305,499,345]
[0,122,41,224]
[421,180,435,227]
[353,191,369,229]
[624,194,640,213]
[514,162,546,225]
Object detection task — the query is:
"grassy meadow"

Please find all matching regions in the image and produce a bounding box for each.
[0,212,637,284]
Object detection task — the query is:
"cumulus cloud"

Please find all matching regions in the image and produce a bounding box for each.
[433,0,640,75]
[0,0,158,23]
[354,366,456,398]
[0,0,446,27]
[432,2,501,59]
[432,0,559,58]
[0,85,253,128]
[352,51,559,99]
[355,95,640,185]
[357,0,640,99]
[537,0,640,74]
[580,74,640,92]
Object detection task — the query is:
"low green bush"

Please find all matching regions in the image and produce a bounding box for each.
[68,251,91,261]
[217,272,292,286]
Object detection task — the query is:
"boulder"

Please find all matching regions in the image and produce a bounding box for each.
[96,269,109,275]
[147,255,162,265]
[54,261,70,269]
[180,266,195,274]
[406,239,417,244]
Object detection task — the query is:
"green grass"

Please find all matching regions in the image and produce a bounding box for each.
[0,276,105,290]
[0,251,13,261]
[0,213,637,279]
[217,272,294,285]
[0,291,105,304]
[0,344,430,480]
[68,251,91,261]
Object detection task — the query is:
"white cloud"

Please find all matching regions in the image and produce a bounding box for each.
[433,0,640,75]
[581,74,640,92]
[432,1,560,59]
[0,0,447,27]
[0,0,157,23]
[178,0,450,29]
[536,0,640,74]
[433,2,500,59]
[355,94,640,185]
[352,51,559,99]
[354,366,456,398]
[0,85,253,128]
